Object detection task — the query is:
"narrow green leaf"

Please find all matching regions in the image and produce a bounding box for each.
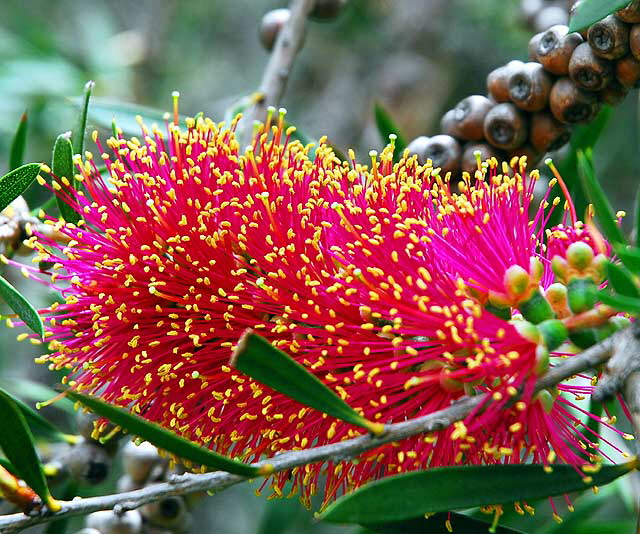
[73,81,94,156]
[232,330,384,435]
[605,261,640,298]
[363,512,525,534]
[577,149,626,245]
[0,389,56,509]
[614,245,640,273]
[635,187,640,248]
[9,112,28,172]
[0,274,44,338]
[65,390,263,477]
[0,162,42,213]
[598,290,640,313]
[374,102,407,162]
[321,461,636,524]
[568,0,629,32]
[52,132,80,224]
[5,378,76,416]
[0,457,16,473]
[0,386,73,443]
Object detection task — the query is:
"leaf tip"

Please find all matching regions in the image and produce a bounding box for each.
[364,421,386,436]
[46,495,62,513]
[258,463,274,476]
[230,328,255,368]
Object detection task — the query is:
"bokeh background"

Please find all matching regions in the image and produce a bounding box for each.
[0,1,637,532]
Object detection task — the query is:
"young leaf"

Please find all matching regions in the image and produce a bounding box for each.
[598,291,640,313]
[0,274,44,338]
[0,386,74,444]
[320,461,636,524]
[615,245,640,273]
[0,162,42,213]
[9,112,28,172]
[65,390,265,477]
[52,132,81,224]
[363,512,525,534]
[374,102,407,161]
[0,389,58,511]
[73,81,94,156]
[232,330,385,435]
[569,0,630,32]
[577,149,626,245]
[605,261,640,298]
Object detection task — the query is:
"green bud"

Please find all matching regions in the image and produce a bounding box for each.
[567,278,597,314]
[504,265,530,298]
[569,328,598,349]
[537,319,569,351]
[566,241,594,271]
[535,345,550,375]
[518,289,555,324]
[510,319,541,344]
[551,256,568,282]
[534,387,558,413]
[485,303,512,320]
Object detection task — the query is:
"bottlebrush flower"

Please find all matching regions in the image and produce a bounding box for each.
[26,110,626,505]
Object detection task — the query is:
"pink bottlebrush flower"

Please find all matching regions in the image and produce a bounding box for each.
[28,111,625,505]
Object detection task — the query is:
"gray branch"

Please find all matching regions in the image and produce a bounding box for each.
[0,327,624,532]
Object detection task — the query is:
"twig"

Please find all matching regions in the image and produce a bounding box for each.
[240,0,314,143]
[0,328,622,532]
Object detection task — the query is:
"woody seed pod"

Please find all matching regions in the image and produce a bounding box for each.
[617,1,640,23]
[588,15,630,60]
[487,60,524,102]
[508,62,554,111]
[569,42,613,91]
[529,110,571,153]
[483,103,528,151]
[310,0,348,20]
[536,25,583,75]
[460,142,501,174]
[630,24,640,60]
[616,55,640,87]
[441,95,493,140]
[421,135,461,175]
[549,77,600,123]
[405,136,431,161]
[259,9,290,51]
[141,496,191,530]
[86,510,143,534]
[64,441,112,485]
[508,144,542,167]
[122,440,164,485]
[599,79,629,105]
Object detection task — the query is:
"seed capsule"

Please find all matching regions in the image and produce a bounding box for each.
[549,77,600,123]
[421,135,461,175]
[616,55,640,87]
[587,15,630,60]
[508,144,542,167]
[483,103,528,150]
[487,60,524,102]
[141,496,191,530]
[617,1,640,23]
[460,142,501,174]
[122,440,164,485]
[405,136,431,161]
[85,510,143,534]
[441,95,493,140]
[508,62,554,111]
[599,79,629,105]
[259,9,291,51]
[309,0,348,20]
[64,441,112,485]
[569,42,613,91]
[528,31,544,60]
[630,24,640,60]
[529,111,571,153]
[536,25,583,75]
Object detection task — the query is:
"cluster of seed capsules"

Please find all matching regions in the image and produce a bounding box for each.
[407,1,640,176]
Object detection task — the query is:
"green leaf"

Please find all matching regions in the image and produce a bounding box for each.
[0,273,44,338]
[635,187,640,248]
[52,132,80,224]
[363,512,525,534]
[374,102,407,162]
[569,0,630,32]
[71,96,184,136]
[605,261,640,298]
[73,81,94,156]
[577,149,626,245]
[598,290,640,313]
[65,390,264,477]
[0,386,73,443]
[9,112,28,172]
[0,389,56,509]
[614,245,640,273]
[320,461,636,524]
[0,162,42,213]
[232,330,384,435]
[5,378,76,416]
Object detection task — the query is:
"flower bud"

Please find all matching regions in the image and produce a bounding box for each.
[537,25,583,75]
[441,95,493,140]
[487,61,525,103]
[569,327,598,349]
[545,282,570,318]
[588,15,630,60]
[518,289,555,324]
[617,1,640,23]
[529,111,571,153]
[549,77,600,123]
[566,241,594,270]
[309,0,348,20]
[508,62,554,112]
[421,135,461,175]
[259,9,290,51]
[534,387,557,413]
[483,103,528,150]
[141,496,191,530]
[535,344,550,374]
[85,510,143,534]
[616,55,640,87]
[537,319,569,350]
[567,278,597,314]
[569,42,614,91]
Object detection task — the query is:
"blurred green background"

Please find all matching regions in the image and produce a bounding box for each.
[0,1,637,532]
